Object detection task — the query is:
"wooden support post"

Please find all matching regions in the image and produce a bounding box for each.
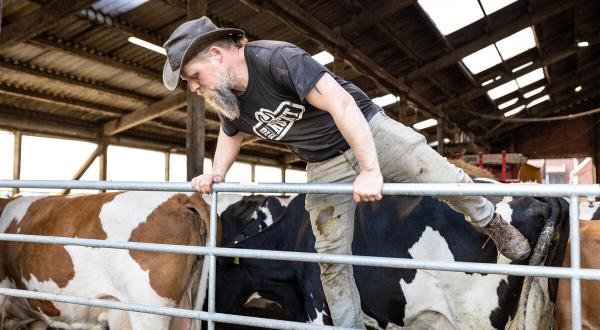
[436,117,445,156]
[251,163,256,182]
[62,142,106,195]
[591,114,599,184]
[165,152,171,182]
[12,131,22,196]
[186,0,207,181]
[99,141,108,193]
[281,163,286,183]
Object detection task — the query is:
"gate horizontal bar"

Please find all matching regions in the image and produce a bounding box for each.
[0,233,596,280]
[1,180,600,197]
[0,287,346,330]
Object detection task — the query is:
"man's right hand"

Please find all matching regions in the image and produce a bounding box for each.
[191,174,224,194]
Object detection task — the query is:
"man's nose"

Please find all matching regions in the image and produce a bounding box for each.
[188,81,199,93]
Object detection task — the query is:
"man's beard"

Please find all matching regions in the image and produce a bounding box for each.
[198,67,240,121]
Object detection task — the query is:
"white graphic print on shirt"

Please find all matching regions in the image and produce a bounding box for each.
[252,101,305,140]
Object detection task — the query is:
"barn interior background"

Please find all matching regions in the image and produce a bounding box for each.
[0,0,598,196]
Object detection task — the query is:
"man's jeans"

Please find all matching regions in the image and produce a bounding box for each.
[305,112,494,328]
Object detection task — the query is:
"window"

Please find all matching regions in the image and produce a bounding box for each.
[168,154,212,182]
[107,146,164,182]
[285,169,307,183]
[255,165,282,183]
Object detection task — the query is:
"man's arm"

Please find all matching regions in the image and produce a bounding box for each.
[191,127,243,194]
[305,73,383,202]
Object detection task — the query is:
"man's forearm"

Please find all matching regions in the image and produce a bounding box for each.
[212,129,243,177]
[330,103,380,173]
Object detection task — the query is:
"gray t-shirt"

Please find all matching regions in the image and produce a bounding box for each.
[220,40,380,162]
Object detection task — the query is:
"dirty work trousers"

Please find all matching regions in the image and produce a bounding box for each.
[305,111,494,329]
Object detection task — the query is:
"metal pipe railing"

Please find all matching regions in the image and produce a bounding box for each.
[0,287,346,330]
[1,179,600,197]
[0,232,597,279]
[0,179,595,330]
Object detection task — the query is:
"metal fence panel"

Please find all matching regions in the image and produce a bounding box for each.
[0,179,595,330]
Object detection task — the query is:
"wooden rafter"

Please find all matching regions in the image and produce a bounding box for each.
[30,36,162,81]
[0,0,97,51]
[0,56,158,104]
[102,93,187,136]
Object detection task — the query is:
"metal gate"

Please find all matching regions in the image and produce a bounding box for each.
[0,179,599,330]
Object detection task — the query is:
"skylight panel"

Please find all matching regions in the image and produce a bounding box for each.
[418,0,484,35]
[516,68,545,88]
[481,79,495,86]
[527,95,550,108]
[462,44,502,74]
[413,119,438,130]
[312,51,334,65]
[128,37,166,55]
[372,94,399,108]
[93,0,150,16]
[479,0,518,15]
[524,86,545,98]
[504,105,525,117]
[498,98,518,110]
[487,80,519,100]
[512,61,533,73]
[496,27,536,60]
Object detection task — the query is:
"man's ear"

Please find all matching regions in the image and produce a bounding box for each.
[209,46,223,63]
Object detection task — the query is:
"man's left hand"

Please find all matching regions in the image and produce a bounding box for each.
[353,169,383,203]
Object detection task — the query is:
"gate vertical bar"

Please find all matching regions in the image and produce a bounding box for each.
[569,195,582,330]
[208,191,218,330]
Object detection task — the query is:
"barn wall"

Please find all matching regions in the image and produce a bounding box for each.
[513,116,593,159]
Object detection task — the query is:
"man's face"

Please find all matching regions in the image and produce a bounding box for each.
[181,55,240,120]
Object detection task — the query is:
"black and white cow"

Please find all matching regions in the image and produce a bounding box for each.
[215,193,570,329]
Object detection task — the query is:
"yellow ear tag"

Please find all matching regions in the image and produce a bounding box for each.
[233,257,240,265]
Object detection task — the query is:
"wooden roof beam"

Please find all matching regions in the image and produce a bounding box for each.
[405,0,581,82]
[30,36,162,82]
[0,0,97,51]
[102,93,187,136]
[0,56,158,104]
[339,0,417,35]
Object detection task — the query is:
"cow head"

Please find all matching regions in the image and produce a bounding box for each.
[215,195,313,322]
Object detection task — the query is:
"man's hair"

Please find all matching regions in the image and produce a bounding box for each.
[194,36,248,62]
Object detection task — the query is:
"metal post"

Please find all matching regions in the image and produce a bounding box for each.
[478,151,484,168]
[208,191,218,330]
[569,195,582,330]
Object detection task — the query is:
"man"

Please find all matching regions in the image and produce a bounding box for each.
[162,17,531,328]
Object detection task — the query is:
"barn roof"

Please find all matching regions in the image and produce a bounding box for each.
[1,0,598,168]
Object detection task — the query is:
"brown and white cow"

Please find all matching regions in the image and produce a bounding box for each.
[554,220,600,330]
[0,191,212,329]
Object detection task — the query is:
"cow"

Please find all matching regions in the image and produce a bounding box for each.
[215,193,570,329]
[0,191,212,330]
[554,220,600,330]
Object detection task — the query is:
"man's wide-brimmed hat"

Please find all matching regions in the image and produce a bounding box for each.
[162,16,245,90]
